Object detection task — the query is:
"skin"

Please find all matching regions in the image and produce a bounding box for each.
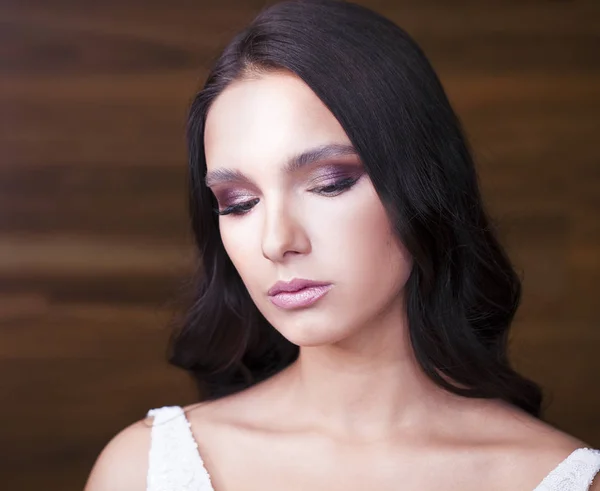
[85,71,596,491]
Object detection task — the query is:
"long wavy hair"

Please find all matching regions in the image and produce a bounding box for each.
[168,0,543,417]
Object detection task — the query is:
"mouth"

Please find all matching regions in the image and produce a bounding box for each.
[268,284,333,310]
[267,278,333,310]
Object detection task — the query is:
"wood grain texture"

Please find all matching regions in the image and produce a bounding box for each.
[1,0,598,489]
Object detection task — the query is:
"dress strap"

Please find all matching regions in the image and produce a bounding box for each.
[533,448,600,491]
[146,405,214,491]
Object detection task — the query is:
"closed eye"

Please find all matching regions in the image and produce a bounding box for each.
[214,176,360,217]
[214,198,259,216]
[311,176,359,196]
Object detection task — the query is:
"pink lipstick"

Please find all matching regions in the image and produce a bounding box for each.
[268,278,333,310]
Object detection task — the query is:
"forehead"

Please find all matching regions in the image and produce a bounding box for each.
[203,71,350,170]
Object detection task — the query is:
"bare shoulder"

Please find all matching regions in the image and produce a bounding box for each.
[465,399,594,489]
[180,388,272,435]
[84,414,154,491]
[179,377,293,472]
[182,371,290,431]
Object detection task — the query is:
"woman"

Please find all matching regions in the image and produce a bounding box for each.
[85,0,600,489]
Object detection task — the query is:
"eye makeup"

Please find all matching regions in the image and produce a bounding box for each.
[204,143,359,189]
[306,163,364,188]
[211,161,364,217]
[212,189,258,216]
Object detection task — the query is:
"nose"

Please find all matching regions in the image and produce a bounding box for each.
[261,200,311,263]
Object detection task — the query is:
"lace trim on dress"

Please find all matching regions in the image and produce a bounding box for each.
[146,406,214,491]
[533,447,600,491]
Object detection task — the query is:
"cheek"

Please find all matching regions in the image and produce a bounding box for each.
[219,219,260,282]
[319,184,412,297]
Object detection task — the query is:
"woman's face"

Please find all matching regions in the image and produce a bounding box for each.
[204,71,412,347]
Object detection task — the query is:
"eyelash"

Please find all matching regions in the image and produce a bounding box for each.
[214,176,359,217]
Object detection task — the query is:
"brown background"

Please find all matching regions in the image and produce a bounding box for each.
[1,0,599,489]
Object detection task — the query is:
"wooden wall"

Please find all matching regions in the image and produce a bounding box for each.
[1,1,598,488]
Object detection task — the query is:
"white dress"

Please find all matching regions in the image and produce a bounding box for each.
[146,406,600,491]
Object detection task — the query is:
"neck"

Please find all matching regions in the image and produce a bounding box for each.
[282,302,455,441]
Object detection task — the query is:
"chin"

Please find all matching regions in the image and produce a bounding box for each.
[272,318,353,348]
[256,298,355,346]
[284,334,345,348]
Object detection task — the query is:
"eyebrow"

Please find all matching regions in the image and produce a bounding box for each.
[204,143,359,188]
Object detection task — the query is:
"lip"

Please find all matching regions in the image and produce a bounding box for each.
[268,278,331,296]
[268,278,333,310]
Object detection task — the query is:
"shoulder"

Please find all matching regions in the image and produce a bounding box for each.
[468,400,598,490]
[84,411,156,491]
[177,382,290,460]
[181,373,289,431]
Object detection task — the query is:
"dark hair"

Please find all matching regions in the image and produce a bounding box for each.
[169,0,543,417]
